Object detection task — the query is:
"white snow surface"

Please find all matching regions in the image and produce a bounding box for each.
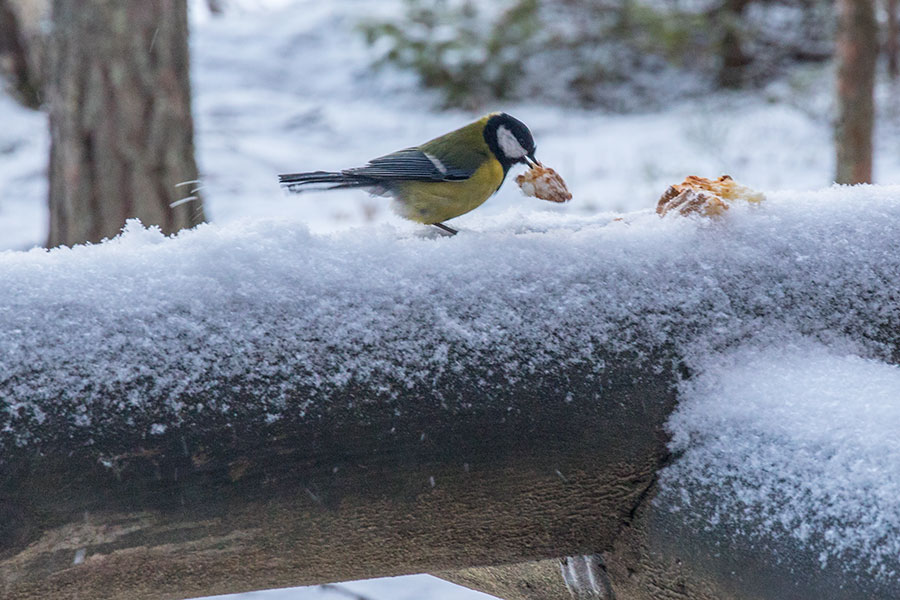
[2,186,898,423]
[663,339,900,576]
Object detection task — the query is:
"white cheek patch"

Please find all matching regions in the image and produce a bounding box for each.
[497,125,527,159]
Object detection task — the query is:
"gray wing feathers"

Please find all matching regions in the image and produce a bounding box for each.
[279,148,474,193]
[346,148,472,181]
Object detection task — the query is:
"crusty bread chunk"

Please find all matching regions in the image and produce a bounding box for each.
[516,163,572,204]
[657,175,764,218]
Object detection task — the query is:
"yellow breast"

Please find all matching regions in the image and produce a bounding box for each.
[392,158,506,224]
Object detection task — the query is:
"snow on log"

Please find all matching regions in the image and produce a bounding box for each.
[1,185,900,600]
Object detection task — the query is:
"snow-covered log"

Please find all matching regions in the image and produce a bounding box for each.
[2,186,900,600]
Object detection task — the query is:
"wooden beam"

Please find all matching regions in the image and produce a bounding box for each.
[0,353,677,600]
[3,204,900,599]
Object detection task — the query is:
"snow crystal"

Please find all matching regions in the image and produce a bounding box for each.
[662,338,900,576]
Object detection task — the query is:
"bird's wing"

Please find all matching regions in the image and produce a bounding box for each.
[344,148,475,182]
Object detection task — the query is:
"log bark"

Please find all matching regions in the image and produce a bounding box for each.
[835,0,878,184]
[46,0,204,248]
[0,0,41,106]
[888,0,899,78]
[0,355,676,600]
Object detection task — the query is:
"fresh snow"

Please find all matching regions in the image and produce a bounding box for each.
[662,339,900,576]
[2,187,898,423]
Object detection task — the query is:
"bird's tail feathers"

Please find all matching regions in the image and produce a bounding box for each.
[278,171,375,193]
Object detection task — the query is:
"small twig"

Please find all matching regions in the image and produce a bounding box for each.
[149,27,159,52]
[170,195,199,208]
[319,583,377,600]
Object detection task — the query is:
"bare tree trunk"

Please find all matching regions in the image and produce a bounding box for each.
[888,0,899,78]
[0,0,41,106]
[46,0,205,248]
[835,0,878,184]
[717,0,753,89]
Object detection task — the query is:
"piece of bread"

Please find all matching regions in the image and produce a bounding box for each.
[657,175,764,218]
[516,163,572,204]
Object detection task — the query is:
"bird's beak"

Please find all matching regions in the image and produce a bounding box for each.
[524,152,539,169]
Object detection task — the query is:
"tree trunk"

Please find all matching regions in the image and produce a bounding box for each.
[717,0,753,89]
[835,0,878,184]
[0,0,41,107]
[887,0,899,78]
[46,0,205,248]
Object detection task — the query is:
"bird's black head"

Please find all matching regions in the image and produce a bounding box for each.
[484,113,537,172]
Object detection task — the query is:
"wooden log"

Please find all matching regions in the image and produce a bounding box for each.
[0,353,676,600]
[2,196,900,599]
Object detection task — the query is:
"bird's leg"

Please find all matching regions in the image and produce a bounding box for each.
[432,222,458,236]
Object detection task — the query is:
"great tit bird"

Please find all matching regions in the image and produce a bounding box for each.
[278,112,538,235]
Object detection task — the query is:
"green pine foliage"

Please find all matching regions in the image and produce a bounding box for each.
[360,0,833,110]
[360,0,542,108]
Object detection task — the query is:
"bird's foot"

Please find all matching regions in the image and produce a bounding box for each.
[431,222,458,236]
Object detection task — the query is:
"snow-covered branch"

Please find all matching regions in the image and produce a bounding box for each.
[2,186,900,600]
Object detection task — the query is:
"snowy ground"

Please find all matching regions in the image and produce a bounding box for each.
[2,1,900,599]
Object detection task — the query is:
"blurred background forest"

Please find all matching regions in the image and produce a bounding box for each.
[360,0,838,109]
[0,0,897,253]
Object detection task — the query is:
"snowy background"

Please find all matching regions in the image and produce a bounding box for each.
[4,0,900,252]
[2,1,900,599]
